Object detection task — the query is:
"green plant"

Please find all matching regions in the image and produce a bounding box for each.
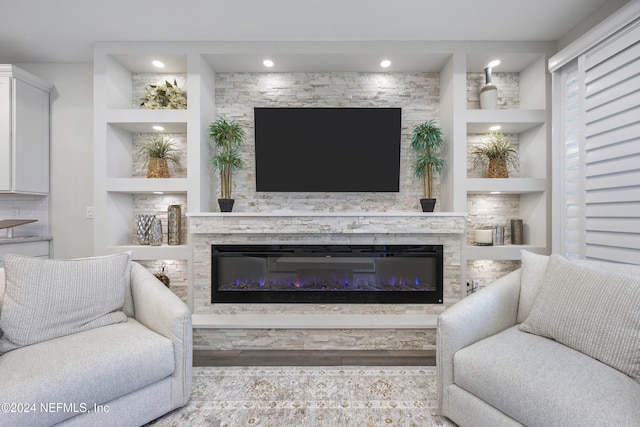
[209,116,246,199]
[140,79,187,110]
[410,120,446,199]
[471,130,519,171]
[136,133,182,168]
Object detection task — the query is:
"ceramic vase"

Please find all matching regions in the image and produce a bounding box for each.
[136,214,155,245]
[149,217,163,246]
[480,66,498,110]
[167,204,181,245]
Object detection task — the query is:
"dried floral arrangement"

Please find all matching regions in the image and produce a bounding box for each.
[140,79,187,109]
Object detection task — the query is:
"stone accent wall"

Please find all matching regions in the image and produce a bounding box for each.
[466,194,521,246]
[466,72,520,110]
[137,259,188,304]
[214,72,441,213]
[131,194,187,245]
[189,213,463,351]
[194,328,436,351]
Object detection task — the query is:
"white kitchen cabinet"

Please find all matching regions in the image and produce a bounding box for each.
[0,65,52,195]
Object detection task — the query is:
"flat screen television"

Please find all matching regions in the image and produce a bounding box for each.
[254,107,401,192]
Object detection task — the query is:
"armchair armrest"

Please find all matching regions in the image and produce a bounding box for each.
[129,262,192,406]
[437,269,521,415]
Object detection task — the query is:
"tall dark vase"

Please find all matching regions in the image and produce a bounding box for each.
[420,198,436,212]
[218,198,235,212]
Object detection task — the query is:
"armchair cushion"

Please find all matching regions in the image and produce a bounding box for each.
[0,253,130,354]
[517,250,549,323]
[519,254,640,382]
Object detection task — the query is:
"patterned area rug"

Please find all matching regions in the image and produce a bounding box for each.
[150,366,455,426]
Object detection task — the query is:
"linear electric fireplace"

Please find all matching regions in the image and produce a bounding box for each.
[211,244,443,304]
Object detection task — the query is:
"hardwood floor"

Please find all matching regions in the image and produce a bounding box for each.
[193,350,436,367]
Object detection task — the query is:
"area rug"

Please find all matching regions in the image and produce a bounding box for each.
[149,366,455,426]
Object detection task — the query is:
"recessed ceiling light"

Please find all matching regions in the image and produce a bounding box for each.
[380,60,391,68]
[153,191,165,195]
[263,59,274,68]
[490,191,502,194]
[152,125,165,131]
[152,60,165,68]
[487,59,501,68]
[489,125,501,131]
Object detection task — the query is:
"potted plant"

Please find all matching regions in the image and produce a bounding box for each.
[136,133,182,178]
[471,130,519,178]
[140,79,187,110]
[411,119,446,212]
[209,116,246,212]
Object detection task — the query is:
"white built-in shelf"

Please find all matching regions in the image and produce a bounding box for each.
[105,244,189,260]
[466,244,547,260]
[106,178,188,194]
[466,109,546,133]
[466,178,546,194]
[105,109,188,129]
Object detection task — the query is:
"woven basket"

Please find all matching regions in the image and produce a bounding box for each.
[487,158,508,178]
[147,158,170,178]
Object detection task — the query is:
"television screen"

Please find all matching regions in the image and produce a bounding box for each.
[254,107,401,192]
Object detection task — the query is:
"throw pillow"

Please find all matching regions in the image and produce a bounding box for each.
[519,254,640,382]
[517,250,549,323]
[0,252,130,354]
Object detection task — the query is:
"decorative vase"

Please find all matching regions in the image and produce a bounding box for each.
[511,219,524,245]
[218,198,235,212]
[420,198,436,212]
[147,158,170,178]
[487,158,508,178]
[149,217,163,246]
[136,214,155,245]
[479,66,498,110]
[167,204,181,245]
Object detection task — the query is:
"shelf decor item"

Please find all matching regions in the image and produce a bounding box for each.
[167,204,181,245]
[410,119,446,212]
[480,63,498,110]
[209,116,246,212]
[140,79,187,110]
[149,217,163,246]
[137,133,183,178]
[511,219,524,245]
[153,263,171,287]
[471,130,519,178]
[136,214,155,245]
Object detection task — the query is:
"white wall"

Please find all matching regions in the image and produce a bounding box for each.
[18,63,94,259]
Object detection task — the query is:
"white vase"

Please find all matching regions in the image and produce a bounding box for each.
[479,66,498,109]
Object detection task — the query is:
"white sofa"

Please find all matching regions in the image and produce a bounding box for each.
[0,255,192,427]
[437,251,640,427]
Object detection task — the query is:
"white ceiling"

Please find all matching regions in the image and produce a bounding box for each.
[0,0,618,65]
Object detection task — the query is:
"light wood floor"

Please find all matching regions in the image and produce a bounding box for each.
[193,350,436,367]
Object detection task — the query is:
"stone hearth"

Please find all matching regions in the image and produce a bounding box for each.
[188,212,465,351]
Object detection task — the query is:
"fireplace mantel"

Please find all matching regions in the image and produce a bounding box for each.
[188,211,466,235]
[187,211,466,350]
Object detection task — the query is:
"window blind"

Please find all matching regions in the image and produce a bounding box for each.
[559,61,582,260]
[581,24,640,264]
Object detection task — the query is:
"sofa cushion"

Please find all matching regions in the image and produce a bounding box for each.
[519,254,640,382]
[0,318,175,427]
[0,253,130,354]
[517,250,549,323]
[453,326,640,427]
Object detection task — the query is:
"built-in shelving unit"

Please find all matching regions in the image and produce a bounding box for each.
[93,41,553,302]
[455,52,551,272]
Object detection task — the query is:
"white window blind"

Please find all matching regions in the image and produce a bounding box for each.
[557,19,640,265]
[558,61,582,259]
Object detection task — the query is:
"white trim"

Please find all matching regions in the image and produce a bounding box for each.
[548,0,640,73]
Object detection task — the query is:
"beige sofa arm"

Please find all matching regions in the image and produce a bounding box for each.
[437,269,521,415]
[129,262,192,406]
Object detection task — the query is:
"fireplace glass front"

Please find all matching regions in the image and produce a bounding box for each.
[211,244,443,304]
